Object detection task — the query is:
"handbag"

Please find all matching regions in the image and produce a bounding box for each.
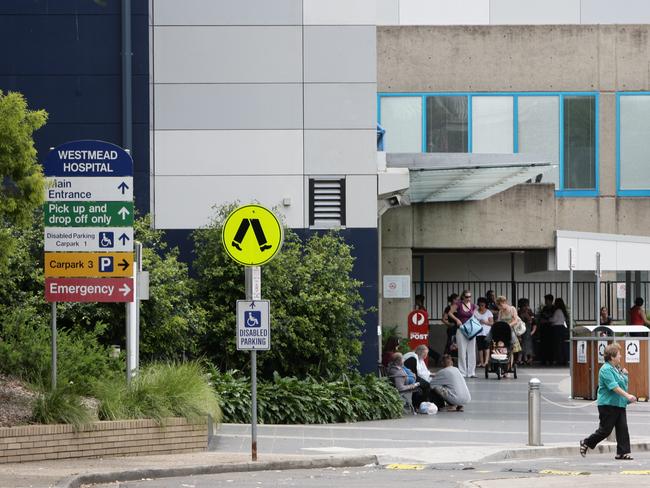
[514,319,527,337]
[460,317,482,340]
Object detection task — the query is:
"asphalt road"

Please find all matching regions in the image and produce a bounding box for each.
[93,451,650,488]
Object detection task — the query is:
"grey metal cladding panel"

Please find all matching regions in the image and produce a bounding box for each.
[581,0,650,24]
[153,0,302,25]
[154,27,302,83]
[304,26,376,83]
[304,83,377,129]
[154,84,303,129]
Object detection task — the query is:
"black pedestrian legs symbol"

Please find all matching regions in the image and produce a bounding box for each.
[231,218,272,252]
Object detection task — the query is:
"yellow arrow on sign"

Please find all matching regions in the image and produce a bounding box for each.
[44,252,133,277]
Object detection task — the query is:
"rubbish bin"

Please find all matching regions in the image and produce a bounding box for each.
[571,325,650,401]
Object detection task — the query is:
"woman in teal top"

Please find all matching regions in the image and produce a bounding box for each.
[580,343,637,460]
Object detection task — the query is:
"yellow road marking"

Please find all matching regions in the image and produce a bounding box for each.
[539,469,590,476]
[385,464,425,470]
[621,470,650,475]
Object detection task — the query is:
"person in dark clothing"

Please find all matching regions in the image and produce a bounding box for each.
[550,297,569,365]
[486,290,499,317]
[630,297,650,337]
[382,336,400,367]
[442,293,459,359]
[537,294,555,365]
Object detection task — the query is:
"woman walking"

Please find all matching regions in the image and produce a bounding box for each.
[580,343,636,460]
[449,290,477,378]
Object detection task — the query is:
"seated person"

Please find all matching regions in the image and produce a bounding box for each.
[382,336,400,367]
[429,354,471,412]
[490,340,508,361]
[403,344,433,383]
[387,352,424,407]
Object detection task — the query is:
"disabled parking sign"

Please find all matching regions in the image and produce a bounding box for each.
[236,300,270,350]
[222,205,283,266]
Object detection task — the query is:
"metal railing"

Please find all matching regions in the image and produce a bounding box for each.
[413,281,650,322]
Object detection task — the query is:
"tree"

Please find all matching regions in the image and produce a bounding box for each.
[0,91,47,270]
[193,205,367,378]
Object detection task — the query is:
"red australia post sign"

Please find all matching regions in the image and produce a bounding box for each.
[407,309,429,356]
[45,277,134,303]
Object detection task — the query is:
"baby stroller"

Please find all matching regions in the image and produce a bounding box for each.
[485,321,518,380]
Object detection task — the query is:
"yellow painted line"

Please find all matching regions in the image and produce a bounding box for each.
[621,470,650,475]
[44,252,133,277]
[385,464,425,470]
[539,470,590,476]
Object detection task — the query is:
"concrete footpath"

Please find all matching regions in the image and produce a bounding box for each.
[2,440,650,488]
[3,368,649,487]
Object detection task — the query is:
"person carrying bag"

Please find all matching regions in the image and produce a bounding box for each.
[449,290,478,378]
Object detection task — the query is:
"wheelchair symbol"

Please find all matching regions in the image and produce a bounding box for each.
[245,311,261,328]
[99,231,114,248]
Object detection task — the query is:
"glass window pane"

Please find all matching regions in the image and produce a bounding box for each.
[379,97,422,152]
[518,96,560,188]
[563,96,596,190]
[620,95,650,190]
[472,96,513,153]
[426,96,468,152]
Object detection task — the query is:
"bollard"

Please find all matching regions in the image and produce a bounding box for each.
[528,378,542,446]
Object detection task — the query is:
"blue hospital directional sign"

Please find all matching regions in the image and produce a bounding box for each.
[44,140,133,177]
[236,300,270,351]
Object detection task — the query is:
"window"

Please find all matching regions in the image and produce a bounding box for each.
[563,96,596,190]
[619,95,650,193]
[426,96,468,152]
[518,96,560,187]
[378,92,598,196]
[379,97,422,152]
[472,96,513,153]
[309,178,346,228]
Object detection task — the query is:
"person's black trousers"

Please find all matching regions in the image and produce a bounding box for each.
[584,405,631,455]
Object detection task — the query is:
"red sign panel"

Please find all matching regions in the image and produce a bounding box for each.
[45,277,134,303]
[407,309,429,358]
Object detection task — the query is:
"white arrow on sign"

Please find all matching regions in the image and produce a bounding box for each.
[118,206,130,220]
[44,227,134,252]
[119,283,131,297]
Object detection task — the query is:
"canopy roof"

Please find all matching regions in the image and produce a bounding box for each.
[386,153,556,203]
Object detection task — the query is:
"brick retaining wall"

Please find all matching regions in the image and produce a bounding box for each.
[0,418,206,463]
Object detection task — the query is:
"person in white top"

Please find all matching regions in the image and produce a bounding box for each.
[474,297,494,368]
[403,344,433,383]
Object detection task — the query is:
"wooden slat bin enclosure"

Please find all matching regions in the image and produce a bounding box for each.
[0,418,207,464]
[571,326,650,401]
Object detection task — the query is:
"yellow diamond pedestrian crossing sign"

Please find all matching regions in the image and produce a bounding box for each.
[222,204,283,266]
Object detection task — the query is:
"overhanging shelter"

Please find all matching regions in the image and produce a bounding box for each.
[386,152,556,202]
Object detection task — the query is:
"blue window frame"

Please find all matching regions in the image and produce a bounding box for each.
[377,92,599,197]
[617,92,650,197]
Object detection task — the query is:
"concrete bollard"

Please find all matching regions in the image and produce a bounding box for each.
[528,378,542,446]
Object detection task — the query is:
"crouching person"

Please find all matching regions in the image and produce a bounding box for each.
[429,354,471,412]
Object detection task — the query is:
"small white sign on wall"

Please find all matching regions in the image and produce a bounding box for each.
[577,340,587,364]
[597,341,608,364]
[626,340,640,363]
[383,275,411,299]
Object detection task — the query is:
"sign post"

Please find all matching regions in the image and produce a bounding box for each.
[222,205,283,462]
[43,140,135,389]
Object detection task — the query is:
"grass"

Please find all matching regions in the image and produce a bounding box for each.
[31,387,94,430]
[94,361,222,425]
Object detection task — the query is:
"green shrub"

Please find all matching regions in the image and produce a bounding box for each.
[0,306,121,392]
[193,204,367,378]
[31,387,94,429]
[95,362,222,424]
[212,370,403,424]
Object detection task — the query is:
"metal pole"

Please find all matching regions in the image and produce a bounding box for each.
[569,248,574,398]
[121,0,133,151]
[126,251,137,384]
[528,378,542,446]
[51,302,57,390]
[135,241,142,370]
[595,253,601,327]
[245,266,261,462]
